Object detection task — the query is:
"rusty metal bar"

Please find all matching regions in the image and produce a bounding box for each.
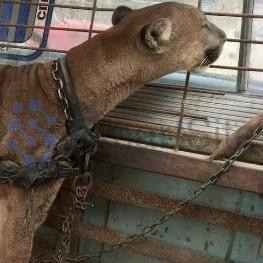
[88,0,97,40]
[146,83,226,96]
[118,104,207,121]
[94,138,263,194]
[0,23,103,33]
[2,1,263,20]
[210,65,263,72]
[88,182,263,236]
[45,216,229,263]
[176,72,191,150]
[227,38,263,45]
[0,0,112,11]
[1,22,262,45]
[205,12,263,19]
[0,44,67,53]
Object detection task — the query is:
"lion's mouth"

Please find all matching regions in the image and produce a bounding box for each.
[203,46,221,66]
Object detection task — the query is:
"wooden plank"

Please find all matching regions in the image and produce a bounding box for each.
[88,182,263,236]
[45,216,229,263]
[94,138,263,194]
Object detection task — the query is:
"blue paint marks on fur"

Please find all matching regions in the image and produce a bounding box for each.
[46,115,57,126]
[26,136,37,147]
[9,119,22,132]
[7,98,58,166]
[28,118,39,129]
[7,139,19,150]
[44,133,58,146]
[12,102,24,114]
[42,152,52,163]
[29,98,42,112]
[23,154,36,166]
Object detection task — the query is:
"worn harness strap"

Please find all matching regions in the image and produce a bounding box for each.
[56,58,98,171]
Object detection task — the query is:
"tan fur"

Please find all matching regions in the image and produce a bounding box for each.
[212,112,263,160]
[0,2,225,262]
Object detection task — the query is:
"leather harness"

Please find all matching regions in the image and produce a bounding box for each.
[0,59,99,188]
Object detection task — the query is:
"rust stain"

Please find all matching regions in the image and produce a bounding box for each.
[94,138,263,194]
[45,216,229,263]
[88,182,263,236]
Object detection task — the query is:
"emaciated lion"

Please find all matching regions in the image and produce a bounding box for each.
[0,2,226,262]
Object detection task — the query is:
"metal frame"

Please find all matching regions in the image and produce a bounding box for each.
[1,0,261,151]
[8,1,260,261]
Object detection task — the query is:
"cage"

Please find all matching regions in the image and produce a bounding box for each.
[0,0,262,262]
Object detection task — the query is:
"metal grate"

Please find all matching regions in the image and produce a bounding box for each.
[0,0,263,154]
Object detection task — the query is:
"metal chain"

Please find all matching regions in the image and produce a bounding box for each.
[34,60,263,262]
[52,61,73,122]
[32,124,263,262]
[49,125,262,262]
[50,62,95,263]
[53,173,94,263]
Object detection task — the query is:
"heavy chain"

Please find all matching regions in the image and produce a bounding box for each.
[51,61,95,263]
[43,60,263,262]
[32,125,263,262]
[55,125,263,262]
[52,61,73,121]
[53,174,94,263]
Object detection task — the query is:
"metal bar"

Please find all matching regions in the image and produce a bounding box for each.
[210,65,263,72]
[146,83,226,95]
[0,22,104,33]
[94,137,263,194]
[205,12,263,19]
[227,38,263,45]
[197,0,203,9]
[237,0,254,93]
[88,0,97,40]
[117,104,207,121]
[0,43,67,53]
[0,0,113,11]
[1,1,263,19]
[176,72,191,150]
[45,216,229,263]
[1,23,263,45]
[88,182,263,236]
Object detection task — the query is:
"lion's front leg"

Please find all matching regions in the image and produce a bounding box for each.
[0,179,64,263]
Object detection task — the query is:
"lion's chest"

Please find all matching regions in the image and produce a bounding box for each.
[0,64,63,166]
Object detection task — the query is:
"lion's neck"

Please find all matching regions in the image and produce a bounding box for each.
[65,30,154,124]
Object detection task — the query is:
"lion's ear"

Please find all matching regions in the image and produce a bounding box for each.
[112,6,133,25]
[140,18,172,52]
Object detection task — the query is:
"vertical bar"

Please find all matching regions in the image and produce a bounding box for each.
[24,0,38,41]
[88,0,97,40]
[7,2,20,42]
[175,71,191,150]
[175,0,202,150]
[237,0,255,92]
[14,0,31,43]
[0,1,13,41]
[70,0,98,257]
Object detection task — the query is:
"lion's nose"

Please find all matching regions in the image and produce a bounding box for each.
[218,29,227,43]
[213,24,227,43]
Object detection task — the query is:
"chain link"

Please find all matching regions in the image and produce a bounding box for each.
[32,61,263,262]
[52,61,73,121]
[53,172,93,263]
[40,125,262,263]
[50,62,95,263]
